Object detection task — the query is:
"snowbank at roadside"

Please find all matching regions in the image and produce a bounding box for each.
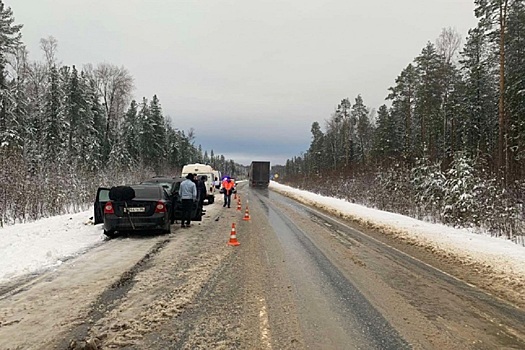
[0,210,104,284]
[270,181,525,279]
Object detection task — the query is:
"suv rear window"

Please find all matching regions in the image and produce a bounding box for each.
[133,186,161,199]
[99,189,110,202]
[144,181,172,190]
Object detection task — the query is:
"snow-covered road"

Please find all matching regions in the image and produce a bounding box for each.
[1,181,524,294]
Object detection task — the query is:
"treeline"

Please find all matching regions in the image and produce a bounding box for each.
[0,2,241,225]
[282,1,525,242]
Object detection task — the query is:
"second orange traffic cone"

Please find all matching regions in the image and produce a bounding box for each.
[242,206,251,221]
[227,223,240,246]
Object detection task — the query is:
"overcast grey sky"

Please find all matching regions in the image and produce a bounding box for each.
[11,0,477,166]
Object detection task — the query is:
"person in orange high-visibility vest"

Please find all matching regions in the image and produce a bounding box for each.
[221,177,235,208]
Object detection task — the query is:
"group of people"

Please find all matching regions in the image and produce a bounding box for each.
[178,174,236,228]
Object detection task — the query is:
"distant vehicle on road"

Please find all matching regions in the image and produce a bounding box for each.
[181,163,216,204]
[249,161,270,187]
[94,184,172,238]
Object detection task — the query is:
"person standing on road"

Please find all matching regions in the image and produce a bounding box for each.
[198,175,207,209]
[179,173,197,228]
[222,177,235,208]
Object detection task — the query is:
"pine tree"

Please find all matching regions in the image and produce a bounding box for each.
[414,42,445,160]
[85,74,106,168]
[336,98,353,167]
[165,121,180,168]
[0,1,22,86]
[459,27,498,162]
[25,61,47,172]
[197,144,203,163]
[441,65,466,165]
[325,101,351,170]
[442,153,484,226]
[149,95,166,171]
[121,100,140,164]
[352,95,372,164]
[137,97,152,167]
[505,1,525,179]
[2,70,27,151]
[42,65,66,165]
[65,66,83,164]
[474,0,518,181]
[307,121,324,175]
[209,149,216,169]
[387,63,418,161]
[411,156,445,220]
[373,104,402,161]
[0,1,22,150]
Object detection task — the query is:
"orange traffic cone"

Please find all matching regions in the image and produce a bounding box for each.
[234,192,237,200]
[236,201,242,211]
[242,206,251,221]
[227,223,240,246]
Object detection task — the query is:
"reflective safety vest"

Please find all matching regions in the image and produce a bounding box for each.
[222,180,235,194]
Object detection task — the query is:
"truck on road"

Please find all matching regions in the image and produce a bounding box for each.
[249,161,270,188]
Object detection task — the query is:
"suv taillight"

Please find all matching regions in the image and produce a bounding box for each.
[155,201,166,213]
[104,202,114,214]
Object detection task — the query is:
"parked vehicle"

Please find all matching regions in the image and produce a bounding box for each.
[141,176,180,223]
[141,176,204,223]
[249,161,270,187]
[181,163,216,204]
[94,184,172,238]
[212,170,222,189]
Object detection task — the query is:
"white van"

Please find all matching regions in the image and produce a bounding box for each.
[212,170,222,189]
[181,163,216,204]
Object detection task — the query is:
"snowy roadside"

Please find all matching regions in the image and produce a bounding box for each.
[0,210,105,284]
[270,181,525,281]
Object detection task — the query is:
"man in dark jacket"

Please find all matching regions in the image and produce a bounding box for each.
[198,175,207,208]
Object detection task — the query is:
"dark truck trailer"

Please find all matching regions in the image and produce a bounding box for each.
[249,161,270,187]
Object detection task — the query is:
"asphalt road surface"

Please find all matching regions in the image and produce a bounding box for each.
[1,182,524,349]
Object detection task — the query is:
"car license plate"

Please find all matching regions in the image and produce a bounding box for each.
[125,207,145,213]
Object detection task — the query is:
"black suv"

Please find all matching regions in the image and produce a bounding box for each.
[140,176,204,223]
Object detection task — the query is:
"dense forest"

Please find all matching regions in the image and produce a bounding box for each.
[0,1,242,226]
[281,0,525,243]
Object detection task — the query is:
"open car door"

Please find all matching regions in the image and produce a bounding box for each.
[94,187,111,224]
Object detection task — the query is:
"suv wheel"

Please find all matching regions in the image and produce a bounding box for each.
[104,229,117,239]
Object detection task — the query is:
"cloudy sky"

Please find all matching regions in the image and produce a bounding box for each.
[10,0,477,166]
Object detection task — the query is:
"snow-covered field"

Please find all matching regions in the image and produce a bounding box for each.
[0,211,105,284]
[1,181,524,287]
